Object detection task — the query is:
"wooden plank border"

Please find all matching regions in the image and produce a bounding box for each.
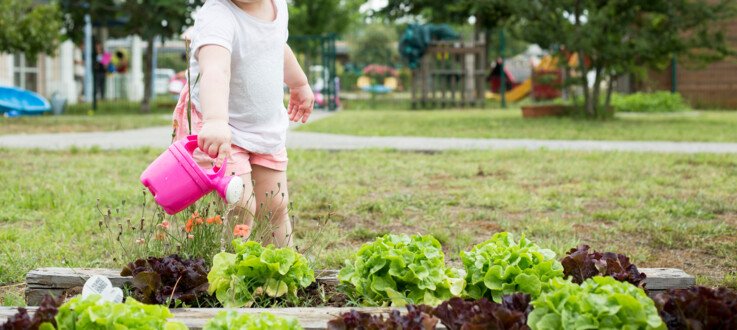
[0,306,400,330]
[25,267,694,306]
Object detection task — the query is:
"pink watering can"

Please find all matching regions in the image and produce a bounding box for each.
[140,135,244,215]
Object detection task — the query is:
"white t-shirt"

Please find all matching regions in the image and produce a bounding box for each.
[189,0,289,154]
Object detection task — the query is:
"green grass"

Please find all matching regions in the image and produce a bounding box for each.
[0,114,172,135]
[1,147,736,305]
[298,109,737,142]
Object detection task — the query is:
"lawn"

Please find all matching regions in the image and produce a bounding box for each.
[0,114,172,135]
[1,147,736,305]
[297,109,737,142]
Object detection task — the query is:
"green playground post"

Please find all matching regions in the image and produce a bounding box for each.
[671,55,677,94]
[499,29,506,109]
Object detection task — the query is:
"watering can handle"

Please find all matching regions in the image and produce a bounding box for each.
[183,137,228,178]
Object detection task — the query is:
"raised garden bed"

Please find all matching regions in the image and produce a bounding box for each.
[0,266,697,329]
[24,267,694,306]
[521,104,571,118]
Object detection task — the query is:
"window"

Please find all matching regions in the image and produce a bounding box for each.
[13,54,39,92]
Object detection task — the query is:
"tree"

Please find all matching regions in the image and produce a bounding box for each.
[0,0,63,62]
[380,0,514,29]
[60,0,202,112]
[119,0,203,113]
[509,0,737,118]
[288,0,363,36]
[350,24,398,66]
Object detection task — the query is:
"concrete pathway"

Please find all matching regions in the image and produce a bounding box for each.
[2,111,737,153]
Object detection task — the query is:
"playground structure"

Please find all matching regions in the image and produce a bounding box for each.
[486,55,562,103]
[410,39,487,108]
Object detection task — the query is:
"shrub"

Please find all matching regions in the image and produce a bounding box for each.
[54,295,187,330]
[338,234,464,306]
[203,311,302,330]
[461,232,563,302]
[207,240,315,307]
[653,286,737,329]
[611,92,690,113]
[527,276,665,330]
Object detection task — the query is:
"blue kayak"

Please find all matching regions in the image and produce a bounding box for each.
[0,86,51,116]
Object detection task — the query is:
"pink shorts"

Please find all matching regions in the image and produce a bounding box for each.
[192,144,288,177]
[176,93,288,176]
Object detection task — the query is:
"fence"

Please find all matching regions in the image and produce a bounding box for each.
[288,34,338,111]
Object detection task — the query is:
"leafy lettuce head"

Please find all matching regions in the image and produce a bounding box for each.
[461,232,564,302]
[338,234,464,306]
[528,276,665,330]
[203,311,301,330]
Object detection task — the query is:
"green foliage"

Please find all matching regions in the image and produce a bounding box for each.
[612,92,690,113]
[55,295,187,330]
[461,232,564,302]
[203,311,302,330]
[527,276,665,330]
[350,24,398,67]
[207,240,315,307]
[509,0,736,118]
[288,0,363,36]
[380,0,514,29]
[158,52,187,72]
[0,0,63,62]
[338,234,465,306]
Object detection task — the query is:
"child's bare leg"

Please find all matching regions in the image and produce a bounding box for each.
[229,172,256,232]
[251,165,292,247]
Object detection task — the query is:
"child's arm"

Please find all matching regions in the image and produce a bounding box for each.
[197,45,232,159]
[284,45,314,123]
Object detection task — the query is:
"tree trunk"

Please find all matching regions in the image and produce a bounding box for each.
[605,74,616,118]
[140,36,155,113]
[591,66,603,118]
[577,50,591,116]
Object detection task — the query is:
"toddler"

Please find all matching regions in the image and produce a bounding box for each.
[173,0,313,247]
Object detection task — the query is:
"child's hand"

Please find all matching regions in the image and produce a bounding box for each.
[288,84,314,123]
[198,120,232,160]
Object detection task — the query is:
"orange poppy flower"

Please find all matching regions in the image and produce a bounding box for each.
[233,224,250,238]
[206,215,222,225]
[185,218,194,233]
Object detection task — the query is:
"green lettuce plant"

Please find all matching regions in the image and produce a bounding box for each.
[54,294,187,330]
[338,234,464,306]
[203,311,301,330]
[528,276,665,330]
[461,232,564,302]
[207,240,315,307]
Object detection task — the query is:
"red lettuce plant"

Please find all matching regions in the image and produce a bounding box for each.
[432,295,531,330]
[654,286,737,330]
[120,254,210,306]
[561,245,646,288]
[0,295,59,330]
[327,305,437,330]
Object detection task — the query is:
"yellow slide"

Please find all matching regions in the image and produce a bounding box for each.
[487,78,532,102]
[506,78,532,102]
